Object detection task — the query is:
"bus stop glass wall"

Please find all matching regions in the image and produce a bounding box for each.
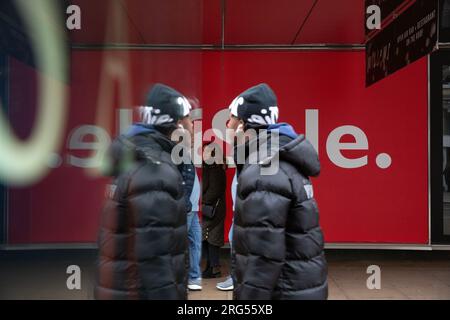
[443,64,450,236]
[0,0,204,245]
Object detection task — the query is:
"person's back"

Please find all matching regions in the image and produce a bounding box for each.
[95,83,193,300]
[228,84,328,300]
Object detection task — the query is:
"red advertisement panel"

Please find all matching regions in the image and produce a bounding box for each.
[7,50,428,244]
[202,51,429,244]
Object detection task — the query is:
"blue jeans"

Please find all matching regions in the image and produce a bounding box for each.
[187,211,202,280]
[228,219,234,248]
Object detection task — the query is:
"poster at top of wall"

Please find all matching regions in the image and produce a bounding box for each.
[366,0,438,86]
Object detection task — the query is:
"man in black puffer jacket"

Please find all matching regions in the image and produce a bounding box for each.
[95,83,193,300]
[227,83,328,300]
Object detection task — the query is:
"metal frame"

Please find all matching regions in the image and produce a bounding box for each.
[3,42,447,250]
[0,53,8,245]
[1,243,445,251]
[71,44,365,51]
[0,243,97,250]
[430,47,450,244]
[325,243,433,251]
[428,54,432,246]
[221,0,225,50]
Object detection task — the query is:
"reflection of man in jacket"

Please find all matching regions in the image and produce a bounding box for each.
[182,159,202,291]
[227,83,328,300]
[201,143,227,279]
[95,83,193,300]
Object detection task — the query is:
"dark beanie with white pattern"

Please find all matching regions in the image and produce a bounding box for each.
[228,83,279,126]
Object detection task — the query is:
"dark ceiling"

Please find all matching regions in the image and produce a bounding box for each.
[70,0,365,46]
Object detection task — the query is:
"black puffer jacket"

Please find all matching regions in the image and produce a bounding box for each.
[181,162,196,213]
[95,126,188,300]
[202,163,226,247]
[232,127,328,300]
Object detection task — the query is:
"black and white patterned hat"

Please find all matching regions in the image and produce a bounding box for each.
[139,83,191,125]
[228,83,279,125]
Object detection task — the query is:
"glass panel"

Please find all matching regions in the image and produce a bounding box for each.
[0,0,204,244]
[442,64,450,235]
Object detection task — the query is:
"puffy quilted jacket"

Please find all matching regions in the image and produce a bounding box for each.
[232,124,328,300]
[95,125,188,300]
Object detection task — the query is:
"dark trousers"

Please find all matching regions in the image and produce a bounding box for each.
[202,240,220,268]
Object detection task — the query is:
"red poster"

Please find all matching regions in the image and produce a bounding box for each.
[7,50,428,244]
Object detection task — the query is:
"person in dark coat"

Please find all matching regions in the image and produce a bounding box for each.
[95,83,193,300]
[201,142,226,278]
[227,83,328,300]
[182,161,203,291]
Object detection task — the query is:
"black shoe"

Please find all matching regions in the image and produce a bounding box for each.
[202,265,210,275]
[202,266,222,279]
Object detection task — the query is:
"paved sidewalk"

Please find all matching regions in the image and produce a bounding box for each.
[0,249,449,300]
